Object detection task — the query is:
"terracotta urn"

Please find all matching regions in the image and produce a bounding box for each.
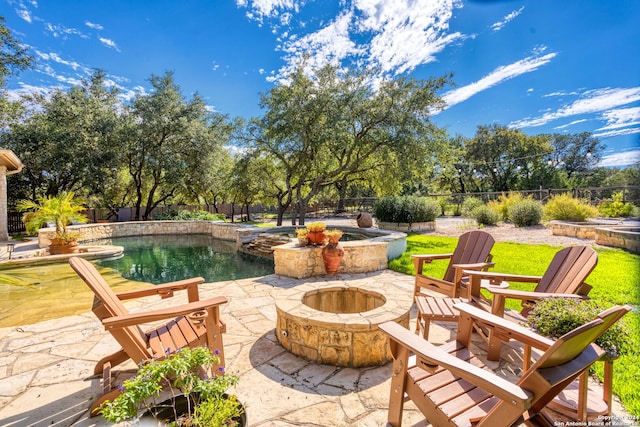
[307,230,326,245]
[322,242,345,274]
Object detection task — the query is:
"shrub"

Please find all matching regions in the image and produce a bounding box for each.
[471,205,499,226]
[527,298,630,359]
[436,197,449,216]
[154,209,226,221]
[491,192,526,222]
[508,199,543,227]
[542,193,598,222]
[461,197,484,218]
[598,191,635,218]
[374,196,439,225]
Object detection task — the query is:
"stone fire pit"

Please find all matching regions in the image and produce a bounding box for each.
[275,280,412,367]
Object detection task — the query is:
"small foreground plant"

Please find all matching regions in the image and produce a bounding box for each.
[99,346,242,426]
[526,298,630,359]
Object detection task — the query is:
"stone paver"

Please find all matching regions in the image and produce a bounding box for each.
[0,269,631,426]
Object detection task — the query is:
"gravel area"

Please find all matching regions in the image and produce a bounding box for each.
[320,215,595,246]
[429,217,595,246]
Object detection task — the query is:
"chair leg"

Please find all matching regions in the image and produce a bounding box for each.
[387,343,410,427]
[415,316,430,340]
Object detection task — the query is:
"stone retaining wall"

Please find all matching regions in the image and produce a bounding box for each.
[272,241,390,279]
[37,221,250,248]
[550,220,640,253]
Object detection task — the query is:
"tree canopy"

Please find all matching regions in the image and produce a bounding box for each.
[245,63,450,225]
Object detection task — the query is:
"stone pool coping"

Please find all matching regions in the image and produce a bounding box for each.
[0,245,124,266]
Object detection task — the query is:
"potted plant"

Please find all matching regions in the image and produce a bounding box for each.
[295,228,309,246]
[17,191,89,255]
[322,229,344,274]
[98,346,245,426]
[306,221,326,245]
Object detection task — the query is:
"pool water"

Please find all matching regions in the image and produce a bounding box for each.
[96,235,274,284]
[0,235,274,327]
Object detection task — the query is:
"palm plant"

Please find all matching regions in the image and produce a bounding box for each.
[17,192,89,242]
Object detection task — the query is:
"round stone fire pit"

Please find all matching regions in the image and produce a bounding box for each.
[275,281,412,367]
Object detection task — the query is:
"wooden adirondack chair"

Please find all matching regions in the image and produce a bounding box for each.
[413,230,496,299]
[465,245,597,360]
[69,257,228,415]
[379,302,630,427]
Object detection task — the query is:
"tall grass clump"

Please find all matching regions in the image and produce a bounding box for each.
[542,193,598,222]
[508,199,543,227]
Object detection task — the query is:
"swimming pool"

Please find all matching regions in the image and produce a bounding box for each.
[96,234,274,283]
[0,234,274,327]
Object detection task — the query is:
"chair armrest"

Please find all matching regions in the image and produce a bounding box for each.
[412,253,453,275]
[379,320,532,405]
[411,253,453,262]
[463,270,542,284]
[102,296,228,330]
[454,302,555,350]
[115,277,205,302]
[452,262,495,271]
[486,288,589,301]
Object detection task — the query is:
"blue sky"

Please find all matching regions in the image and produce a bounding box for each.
[2,0,639,167]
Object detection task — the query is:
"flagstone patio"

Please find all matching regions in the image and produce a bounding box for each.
[0,269,630,426]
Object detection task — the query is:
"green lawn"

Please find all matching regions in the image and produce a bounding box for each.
[388,235,640,416]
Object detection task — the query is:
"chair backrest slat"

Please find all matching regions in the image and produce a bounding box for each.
[69,257,150,359]
[535,246,597,295]
[443,231,495,283]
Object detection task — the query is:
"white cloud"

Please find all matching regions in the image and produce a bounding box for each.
[99,37,120,51]
[437,51,557,111]
[510,87,640,129]
[597,107,640,131]
[277,10,358,78]
[599,149,640,168]
[491,6,524,31]
[554,119,588,130]
[237,0,299,23]
[268,0,464,82]
[357,0,464,75]
[44,22,88,39]
[16,7,32,23]
[34,50,88,72]
[85,21,104,30]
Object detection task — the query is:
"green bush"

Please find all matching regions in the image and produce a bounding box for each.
[461,197,484,218]
[490,192,526,222]
[527,298,631,359]
[373,196,439,224]
[436,197,449,216]
[471,205,499,226]
[508,199,543,227]
[599,192,635,218]
[154,209,226,221]
[542,193,598,222]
